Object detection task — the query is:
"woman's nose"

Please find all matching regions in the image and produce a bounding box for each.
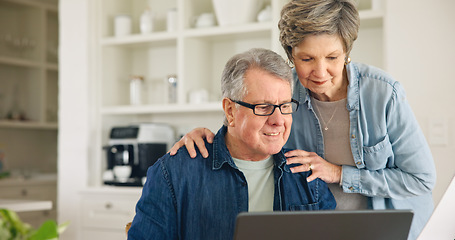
[312,61,327,78]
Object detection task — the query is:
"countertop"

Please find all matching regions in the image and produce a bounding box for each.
[0,199,52,212]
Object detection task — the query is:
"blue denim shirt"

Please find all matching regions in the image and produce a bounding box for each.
[286,62,436,240]
[128,126,336,240]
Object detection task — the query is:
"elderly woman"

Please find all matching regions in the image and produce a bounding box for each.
[171,1,436,239]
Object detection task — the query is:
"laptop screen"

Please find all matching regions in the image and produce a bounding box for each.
[418,176,455,240]
[234,210,413,240]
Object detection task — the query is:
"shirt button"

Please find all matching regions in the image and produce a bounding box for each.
[356,161,362,165]
[351,134,356,139]
[349,186,355,191]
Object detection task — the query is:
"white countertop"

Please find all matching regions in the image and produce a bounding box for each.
[0,199,52,212]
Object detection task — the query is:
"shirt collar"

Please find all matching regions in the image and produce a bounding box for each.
[211,126,290,172]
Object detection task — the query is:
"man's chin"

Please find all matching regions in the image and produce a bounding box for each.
[265,145,285,155]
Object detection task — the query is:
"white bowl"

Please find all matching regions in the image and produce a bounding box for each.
[212,0,263,26]
[113,166,132,182]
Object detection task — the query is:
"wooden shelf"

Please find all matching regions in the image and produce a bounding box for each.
[0,56,41,68]
[0,120,58,130]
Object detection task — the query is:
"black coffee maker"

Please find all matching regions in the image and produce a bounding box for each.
[103,123,175,186]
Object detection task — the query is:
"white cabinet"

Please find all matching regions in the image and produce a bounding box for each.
[79,187,142,240]
[0,175,57,228]
[91,0,385,186]
[0,0,59,129]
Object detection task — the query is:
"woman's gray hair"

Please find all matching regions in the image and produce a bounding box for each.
[221,48,293,126]
[278,0,360,63]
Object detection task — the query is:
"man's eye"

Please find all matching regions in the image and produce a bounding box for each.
[257,105,272,111]
[281,104,291,110]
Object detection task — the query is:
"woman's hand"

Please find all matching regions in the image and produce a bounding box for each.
[169,128,215,158]
[285,149,342,184]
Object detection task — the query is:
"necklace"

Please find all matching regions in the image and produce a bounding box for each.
[313,100,339,131]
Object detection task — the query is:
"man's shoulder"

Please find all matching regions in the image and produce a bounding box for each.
[158,140,214,168]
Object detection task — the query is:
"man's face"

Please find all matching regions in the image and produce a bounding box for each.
[224,67,293,161]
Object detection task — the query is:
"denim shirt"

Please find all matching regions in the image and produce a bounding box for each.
[286,62,436,240]
[128,126,336,240]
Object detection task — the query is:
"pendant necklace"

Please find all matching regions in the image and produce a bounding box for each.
[313,100,339,131]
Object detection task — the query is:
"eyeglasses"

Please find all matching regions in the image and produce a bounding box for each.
[230,99,299,116]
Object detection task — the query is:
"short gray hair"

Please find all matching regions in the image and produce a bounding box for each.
[279,0,360,63]
[221,48,293,126]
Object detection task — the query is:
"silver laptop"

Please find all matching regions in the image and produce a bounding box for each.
[234,210,413,240]
[418,176,455,240]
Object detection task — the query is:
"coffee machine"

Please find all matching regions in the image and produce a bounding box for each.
[103,123,175,186]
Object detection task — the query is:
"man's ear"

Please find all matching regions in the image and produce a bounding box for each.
[222,98,235,127]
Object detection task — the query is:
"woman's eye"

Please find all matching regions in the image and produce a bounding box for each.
[328,56,338,60]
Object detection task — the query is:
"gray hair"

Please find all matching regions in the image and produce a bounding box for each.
[278,0,360,63]
[221,48,293,126]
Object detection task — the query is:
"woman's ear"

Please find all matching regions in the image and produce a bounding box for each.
[222,98,235,127]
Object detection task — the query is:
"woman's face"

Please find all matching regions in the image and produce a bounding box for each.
[292,34,348,101]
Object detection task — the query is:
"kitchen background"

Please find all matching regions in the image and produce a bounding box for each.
[1,0,454,239]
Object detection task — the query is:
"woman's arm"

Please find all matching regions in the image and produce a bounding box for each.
[345,81,436,199]
[169,128,215,158]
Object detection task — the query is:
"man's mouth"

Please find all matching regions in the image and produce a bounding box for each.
[264,132,279,136]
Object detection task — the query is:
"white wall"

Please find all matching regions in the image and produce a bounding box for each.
[385,0,455,204]
[58,0,91,239]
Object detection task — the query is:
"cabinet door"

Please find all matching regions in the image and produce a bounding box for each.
[0,184,56,200]
[0,183,57,228]
[81,194,139,230]
[81,228,127,240]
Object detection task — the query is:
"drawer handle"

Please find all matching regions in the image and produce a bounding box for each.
[105,202,113,209]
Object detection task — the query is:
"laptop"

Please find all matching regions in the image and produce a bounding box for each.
[233,209,414,240]
[418,176,455,240]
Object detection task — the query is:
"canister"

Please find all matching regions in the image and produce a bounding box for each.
[114,14,132,37]
[130,75,144,105]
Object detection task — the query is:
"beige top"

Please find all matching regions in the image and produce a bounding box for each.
[311,97,368,210]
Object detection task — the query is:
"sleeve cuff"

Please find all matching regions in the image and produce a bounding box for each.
[341,165,361,193]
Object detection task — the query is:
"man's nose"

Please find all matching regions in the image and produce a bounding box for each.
[267,106,286,125]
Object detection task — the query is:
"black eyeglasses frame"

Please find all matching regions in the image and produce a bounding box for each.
[230,99,299,116]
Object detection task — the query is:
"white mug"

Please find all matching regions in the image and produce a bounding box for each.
[189,89,209,104]
[113,165,132,182]
[194,13,216,28]
[114,14,132,37]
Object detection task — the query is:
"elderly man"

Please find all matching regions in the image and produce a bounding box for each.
[127,48,336,240]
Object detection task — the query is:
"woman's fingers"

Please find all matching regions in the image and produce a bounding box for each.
[169,137,187,156]
[285,150,342,184]
[169,128,214,158]
[289,163,313,173]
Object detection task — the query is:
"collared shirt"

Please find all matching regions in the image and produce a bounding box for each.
[286,62,436,240]
[128,126,336,240]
